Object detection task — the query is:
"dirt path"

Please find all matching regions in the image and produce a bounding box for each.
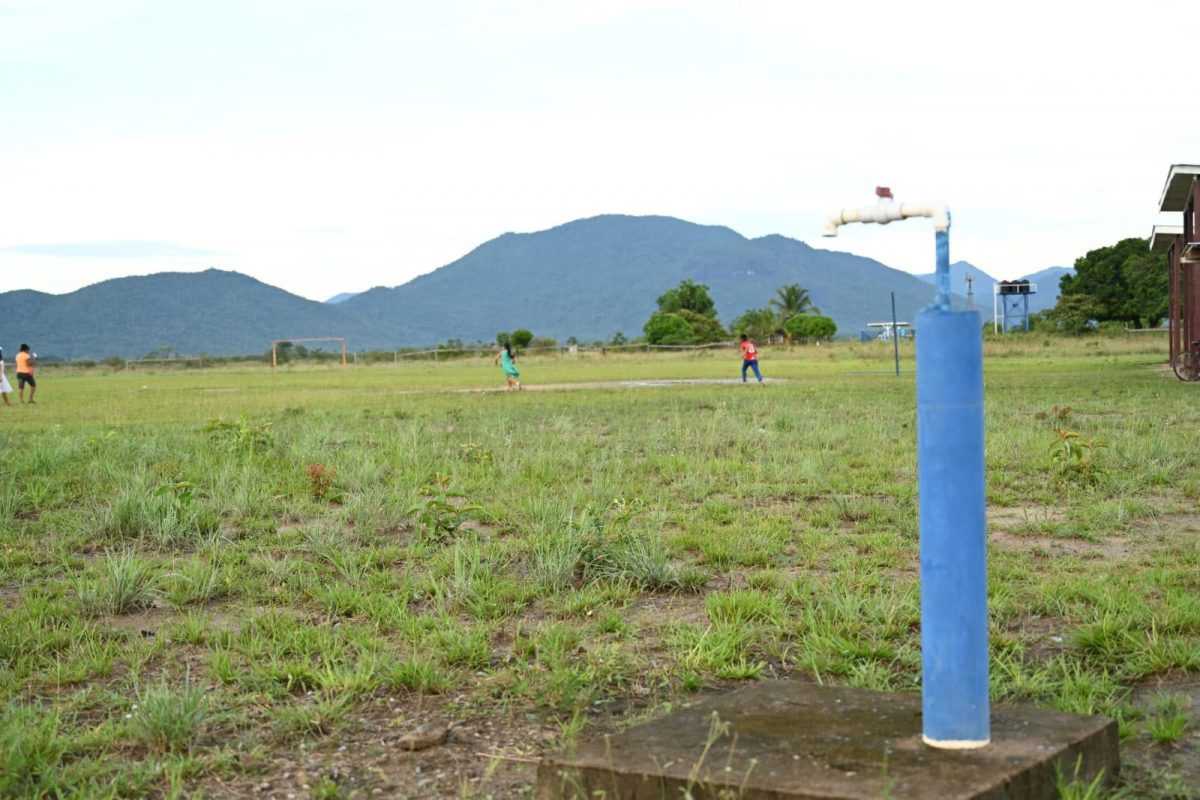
[463,377,788,394]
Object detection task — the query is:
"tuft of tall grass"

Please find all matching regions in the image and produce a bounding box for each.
[530,528,585,590]
[272,693,354,740]
[165,559,228,608]
[669,623,764,680]
[73,551,161,616]
[706,589,786,627]
[129,675,209,753]
[431,626,492,670]
[382,656,450,693]
[100,489,219,547]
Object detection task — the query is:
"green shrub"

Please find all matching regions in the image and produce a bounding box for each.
[643,312,695,345]
[785,314,838,342]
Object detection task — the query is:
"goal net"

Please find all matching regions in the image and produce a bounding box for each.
[270,337,347,370]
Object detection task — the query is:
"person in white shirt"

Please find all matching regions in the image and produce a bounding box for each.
[0,348,12,406]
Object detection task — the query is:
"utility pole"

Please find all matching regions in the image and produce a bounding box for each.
[965,275,975,310]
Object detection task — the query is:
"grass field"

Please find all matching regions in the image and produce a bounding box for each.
[1,335,1198,799]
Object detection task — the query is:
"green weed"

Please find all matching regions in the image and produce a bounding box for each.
[1053,756,1107,800]
[203,416,275,455]
[1145,692,1190,745]
[1048,428,1107,487]
[306,462,341,502]
[407,473,481,542]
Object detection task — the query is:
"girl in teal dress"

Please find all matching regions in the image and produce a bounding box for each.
[493,343,521,391]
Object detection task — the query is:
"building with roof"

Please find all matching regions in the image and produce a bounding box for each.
[1153,165,1200,380]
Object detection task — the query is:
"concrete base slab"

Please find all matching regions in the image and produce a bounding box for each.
[537,681,1118,799]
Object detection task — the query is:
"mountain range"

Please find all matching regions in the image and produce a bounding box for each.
[0,215,1071,359]
[916,262,1072,315]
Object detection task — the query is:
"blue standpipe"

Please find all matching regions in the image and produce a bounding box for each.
[916,217,990,746]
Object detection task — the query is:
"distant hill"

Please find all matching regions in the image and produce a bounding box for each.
[918,262,1073,315]
[325,292,358,304]
[917,261,999,300]
[2,215,978,358]
[0,269,364,361]
[1017,266,1075,309]
[342,215,962,346]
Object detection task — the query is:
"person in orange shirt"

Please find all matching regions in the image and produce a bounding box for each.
[739,334,763,384]
[15,343,36,404]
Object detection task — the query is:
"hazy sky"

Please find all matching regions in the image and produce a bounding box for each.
[2,0,1194,301]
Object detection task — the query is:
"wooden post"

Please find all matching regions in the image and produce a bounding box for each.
[1170,239,1180,365]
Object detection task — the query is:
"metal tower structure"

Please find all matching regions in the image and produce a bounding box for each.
[992,280,1037,332]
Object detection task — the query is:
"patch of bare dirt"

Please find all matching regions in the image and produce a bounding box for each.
[197,680,685,800]
[1003,616,1070,662]
[101,606,183,635]
[382,378,793,397]
[1124,673,1200,796]
[200,700,550,799]
[987,506,1130,559]
[988,531,1130,560]
[1149,514,1200,534]
[988,506,1066,529]
[625,594,709,629]
[458,519,499,537]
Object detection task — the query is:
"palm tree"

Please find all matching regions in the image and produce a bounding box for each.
[770,284,820,319]
[770,284,819,344]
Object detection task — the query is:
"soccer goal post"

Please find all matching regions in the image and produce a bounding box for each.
[271,337,348,370]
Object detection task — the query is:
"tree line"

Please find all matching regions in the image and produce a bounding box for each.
[1034,237,1166,335]
[642,279,837,345]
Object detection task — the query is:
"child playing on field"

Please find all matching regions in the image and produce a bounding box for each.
[15,344,36,403]
[0,348,11,406]
[493,343,521,391]
[740,334,763,384]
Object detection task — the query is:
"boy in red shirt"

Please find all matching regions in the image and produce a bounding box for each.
[739,334,763,384]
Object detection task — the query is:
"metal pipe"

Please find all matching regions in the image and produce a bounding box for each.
[822,199,949,237]
[934,221,951,310]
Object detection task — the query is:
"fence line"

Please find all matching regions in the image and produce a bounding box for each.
[387,340,739,360]
[123,356,206,369]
